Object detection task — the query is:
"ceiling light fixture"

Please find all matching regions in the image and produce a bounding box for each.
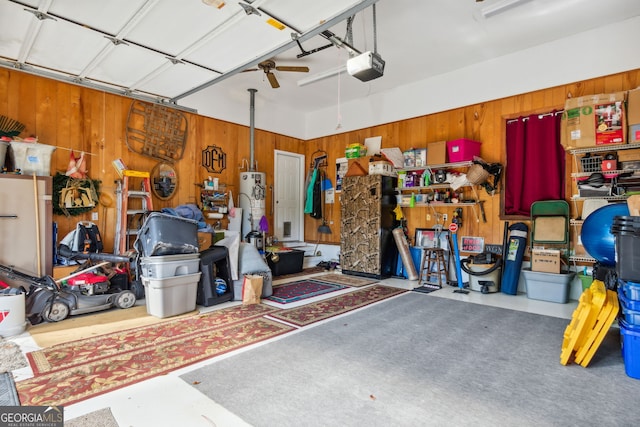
[297,64,347,87]
[480,0,533,18]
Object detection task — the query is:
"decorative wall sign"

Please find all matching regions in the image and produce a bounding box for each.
[201,145,227,173]
[125,100,188,163]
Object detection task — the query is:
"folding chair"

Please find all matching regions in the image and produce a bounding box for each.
[530,200,571,260]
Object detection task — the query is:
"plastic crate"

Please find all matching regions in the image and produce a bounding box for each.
[522,269,575,303]
[9,141,56,176]
[140,253,200,279]
[620,319,640,379]
[579,154,603,173]
[620,279,640,301]
[142,272,201,318]
[135,212,199,257]
[446,139,481,163]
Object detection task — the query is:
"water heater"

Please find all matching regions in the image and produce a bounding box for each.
[239,171,266,239]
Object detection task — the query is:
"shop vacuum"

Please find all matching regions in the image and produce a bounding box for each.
[459,222,528,294]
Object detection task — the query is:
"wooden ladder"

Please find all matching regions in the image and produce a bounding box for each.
[115,170,153,254]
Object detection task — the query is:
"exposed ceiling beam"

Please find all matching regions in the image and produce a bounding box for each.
[170,0,380,102]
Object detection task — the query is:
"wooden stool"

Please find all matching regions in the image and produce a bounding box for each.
[419,248,449,289]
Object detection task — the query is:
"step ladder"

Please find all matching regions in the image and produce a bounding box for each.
[115,170,153,254]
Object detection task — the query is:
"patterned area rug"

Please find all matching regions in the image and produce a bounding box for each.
[18,304,292,406]
[266,280,346,304]
[269,285,407,327]
[272,266,326,281]
[311,273,379,287]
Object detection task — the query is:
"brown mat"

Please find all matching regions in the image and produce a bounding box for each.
[28,305,198,348]
[310,273,379,287]
[269,285,406,327]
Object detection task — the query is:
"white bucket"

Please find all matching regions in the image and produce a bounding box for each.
[0,293,27,337]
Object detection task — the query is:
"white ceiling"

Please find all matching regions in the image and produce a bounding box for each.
[1,0,640,139]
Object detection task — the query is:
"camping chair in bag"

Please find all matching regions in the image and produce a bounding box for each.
[530,200,571,262]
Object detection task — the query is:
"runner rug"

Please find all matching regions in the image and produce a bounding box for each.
[269,284,407,327]
[17,304,292,407]
[266,280,346,304]
[311,273,379,287]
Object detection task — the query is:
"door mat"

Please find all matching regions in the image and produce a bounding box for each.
[268,285,407,327]
[412,285,441,294]
[266,280,346,304]
[311,273,379,287]
[0,372,20,406]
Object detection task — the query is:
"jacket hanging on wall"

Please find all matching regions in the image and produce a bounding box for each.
[304,168,318,215]
[310,170,323,219]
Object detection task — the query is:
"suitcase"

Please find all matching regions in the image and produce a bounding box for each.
[197,246,233,306]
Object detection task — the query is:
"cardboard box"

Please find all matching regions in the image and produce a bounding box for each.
[561,92,627,150]
[531,249,561,274]
[617,148,640,162]
[630,124,640,144]
[628,88,640,125]
[426,141,446,165]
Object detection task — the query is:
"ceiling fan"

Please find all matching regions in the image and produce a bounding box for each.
[245,59,309,88]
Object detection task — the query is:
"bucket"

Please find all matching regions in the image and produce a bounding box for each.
[578,273,593,291]
[0,292,27,337]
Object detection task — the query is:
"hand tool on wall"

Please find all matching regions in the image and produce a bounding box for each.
[478,200,487,223]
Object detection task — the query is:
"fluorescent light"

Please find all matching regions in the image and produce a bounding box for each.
[480,0,533,18]
[297,64,347,87]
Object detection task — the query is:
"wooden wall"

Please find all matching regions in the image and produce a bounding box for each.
[0,69,303,253]
[1,67,639,254]
[305,69,640,248]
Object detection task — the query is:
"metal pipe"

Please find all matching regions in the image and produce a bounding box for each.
[248,88,257,171]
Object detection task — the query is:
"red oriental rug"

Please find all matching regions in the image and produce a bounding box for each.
[268,284,407,327]
[18,304,291,407]
[266,280,346,304]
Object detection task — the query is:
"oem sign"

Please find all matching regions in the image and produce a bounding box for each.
[0,406,63,427]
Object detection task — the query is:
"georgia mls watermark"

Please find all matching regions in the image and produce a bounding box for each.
[0,406,63,427]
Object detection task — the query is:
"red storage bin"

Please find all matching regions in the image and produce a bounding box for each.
[446,139,481,163]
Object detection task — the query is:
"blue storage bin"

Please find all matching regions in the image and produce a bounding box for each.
[618,285,640,312]
[620,279,640,301]
[619,319,640,379]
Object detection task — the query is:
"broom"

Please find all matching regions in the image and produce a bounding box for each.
[0,115,26,138]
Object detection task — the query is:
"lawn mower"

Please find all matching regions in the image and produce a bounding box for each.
[0,249,137,324]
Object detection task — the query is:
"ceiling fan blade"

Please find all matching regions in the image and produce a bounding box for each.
[266,71,280,88]
[275,66,309,73]
[242,68,259,72]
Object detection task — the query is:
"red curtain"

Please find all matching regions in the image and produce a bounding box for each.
[504,111,565,216]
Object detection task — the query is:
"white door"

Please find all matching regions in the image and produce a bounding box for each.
[274,150,304,242]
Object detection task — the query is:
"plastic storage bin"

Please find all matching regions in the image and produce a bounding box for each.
[522,269,575,303]
[267,249,304,276]
[9,141,56,176]
[140,253,200,279]
[135,212,199,257]
[142,272,201,318]
[619,319,640,379]
[446,139,481,163]
[611,216,640,281]
[0,292,26,337]
[620,279,640,301]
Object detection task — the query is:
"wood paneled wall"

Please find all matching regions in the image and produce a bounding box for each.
[304,69,640,248]
[0,69,303,253]
[1,68,639,254]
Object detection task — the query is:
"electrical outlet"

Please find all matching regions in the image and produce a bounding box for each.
[426,214,431,221]
[442,213,448,222]
[91,212,98,221]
